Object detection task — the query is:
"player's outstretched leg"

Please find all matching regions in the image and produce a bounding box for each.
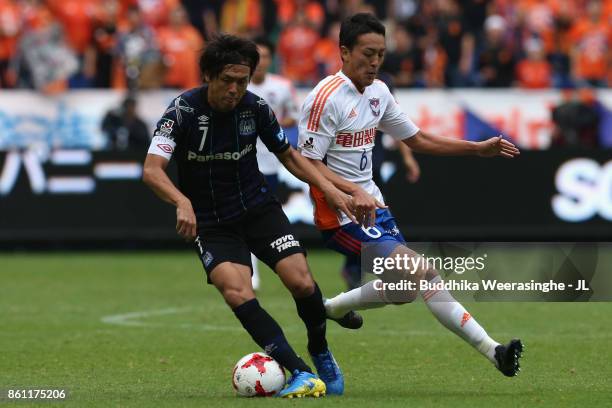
[276,254,345,395]
[211,262,325,397]
[421,274,523,376]
[325,244,524,376]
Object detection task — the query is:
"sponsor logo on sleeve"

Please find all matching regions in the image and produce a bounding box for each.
[154,130,174,140]
[276,129,286,143]
[301,137,314,150]
[157,143,174,154]
[160,119,174,134]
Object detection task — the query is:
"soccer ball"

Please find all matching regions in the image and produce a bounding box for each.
[232,352,286,397]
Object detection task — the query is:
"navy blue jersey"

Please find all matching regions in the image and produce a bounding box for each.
[151,87,290,225]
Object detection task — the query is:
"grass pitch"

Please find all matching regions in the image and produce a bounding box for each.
[1,251,611,407]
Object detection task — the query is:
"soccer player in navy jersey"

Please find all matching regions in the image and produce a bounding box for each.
[142,34,359,398]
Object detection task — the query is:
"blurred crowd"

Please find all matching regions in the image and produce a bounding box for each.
[0,0,610,93]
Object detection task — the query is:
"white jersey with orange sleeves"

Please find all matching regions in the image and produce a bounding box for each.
[298,70,420,230]
[248,73,299,175]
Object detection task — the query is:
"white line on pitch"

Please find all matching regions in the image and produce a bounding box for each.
[100,307,612,339]
[100,307,243,331]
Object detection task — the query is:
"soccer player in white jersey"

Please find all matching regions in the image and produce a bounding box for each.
[247,37,300,290]
[298,13,524,377]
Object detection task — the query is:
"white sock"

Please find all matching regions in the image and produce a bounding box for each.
[251,253,260,290]
[325,280,389,318]
[423,275,499,364]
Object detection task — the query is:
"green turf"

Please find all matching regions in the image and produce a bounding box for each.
[1,251,611,407]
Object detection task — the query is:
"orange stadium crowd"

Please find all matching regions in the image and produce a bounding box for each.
[0,0,610,93]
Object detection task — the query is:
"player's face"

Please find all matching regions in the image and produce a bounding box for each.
[341,33,386,91]
[207,64,250,112]
[253,45,271,82]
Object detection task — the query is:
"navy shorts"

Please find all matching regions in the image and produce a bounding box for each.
[194,200,306,283]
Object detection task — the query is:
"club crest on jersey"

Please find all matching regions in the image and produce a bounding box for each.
[369,98,380,116]
[239,118,256,136]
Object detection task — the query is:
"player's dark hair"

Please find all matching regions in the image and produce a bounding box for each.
[339,13,385,50]
[253,36,275,56]
[199,34,260,80]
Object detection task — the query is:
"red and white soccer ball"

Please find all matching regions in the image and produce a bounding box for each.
[232,352,286,397]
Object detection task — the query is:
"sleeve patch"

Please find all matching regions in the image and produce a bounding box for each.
[148,135,177,160]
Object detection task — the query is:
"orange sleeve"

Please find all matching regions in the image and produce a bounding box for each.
[310,186,341,230]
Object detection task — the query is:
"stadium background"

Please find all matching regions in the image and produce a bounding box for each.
[0,0,611,246]
[2,2,612,407]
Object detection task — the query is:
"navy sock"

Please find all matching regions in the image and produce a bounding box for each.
[233,298,311,373]
[294,283,328,355]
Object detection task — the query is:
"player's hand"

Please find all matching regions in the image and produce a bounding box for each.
[477,136,520,158]
[351,187,387,227]
[176,199,197,241]
[321,185,358,224]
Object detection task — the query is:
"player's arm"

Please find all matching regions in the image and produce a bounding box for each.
[142,154,196,240]
[404,131,520,158]
[257,96,356,222]
[143,103,196,241]
[304,157,385,226]
[378,84,520,159]
[276,148,357,224]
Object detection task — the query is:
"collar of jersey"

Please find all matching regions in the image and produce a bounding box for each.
[337,70,365,95]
